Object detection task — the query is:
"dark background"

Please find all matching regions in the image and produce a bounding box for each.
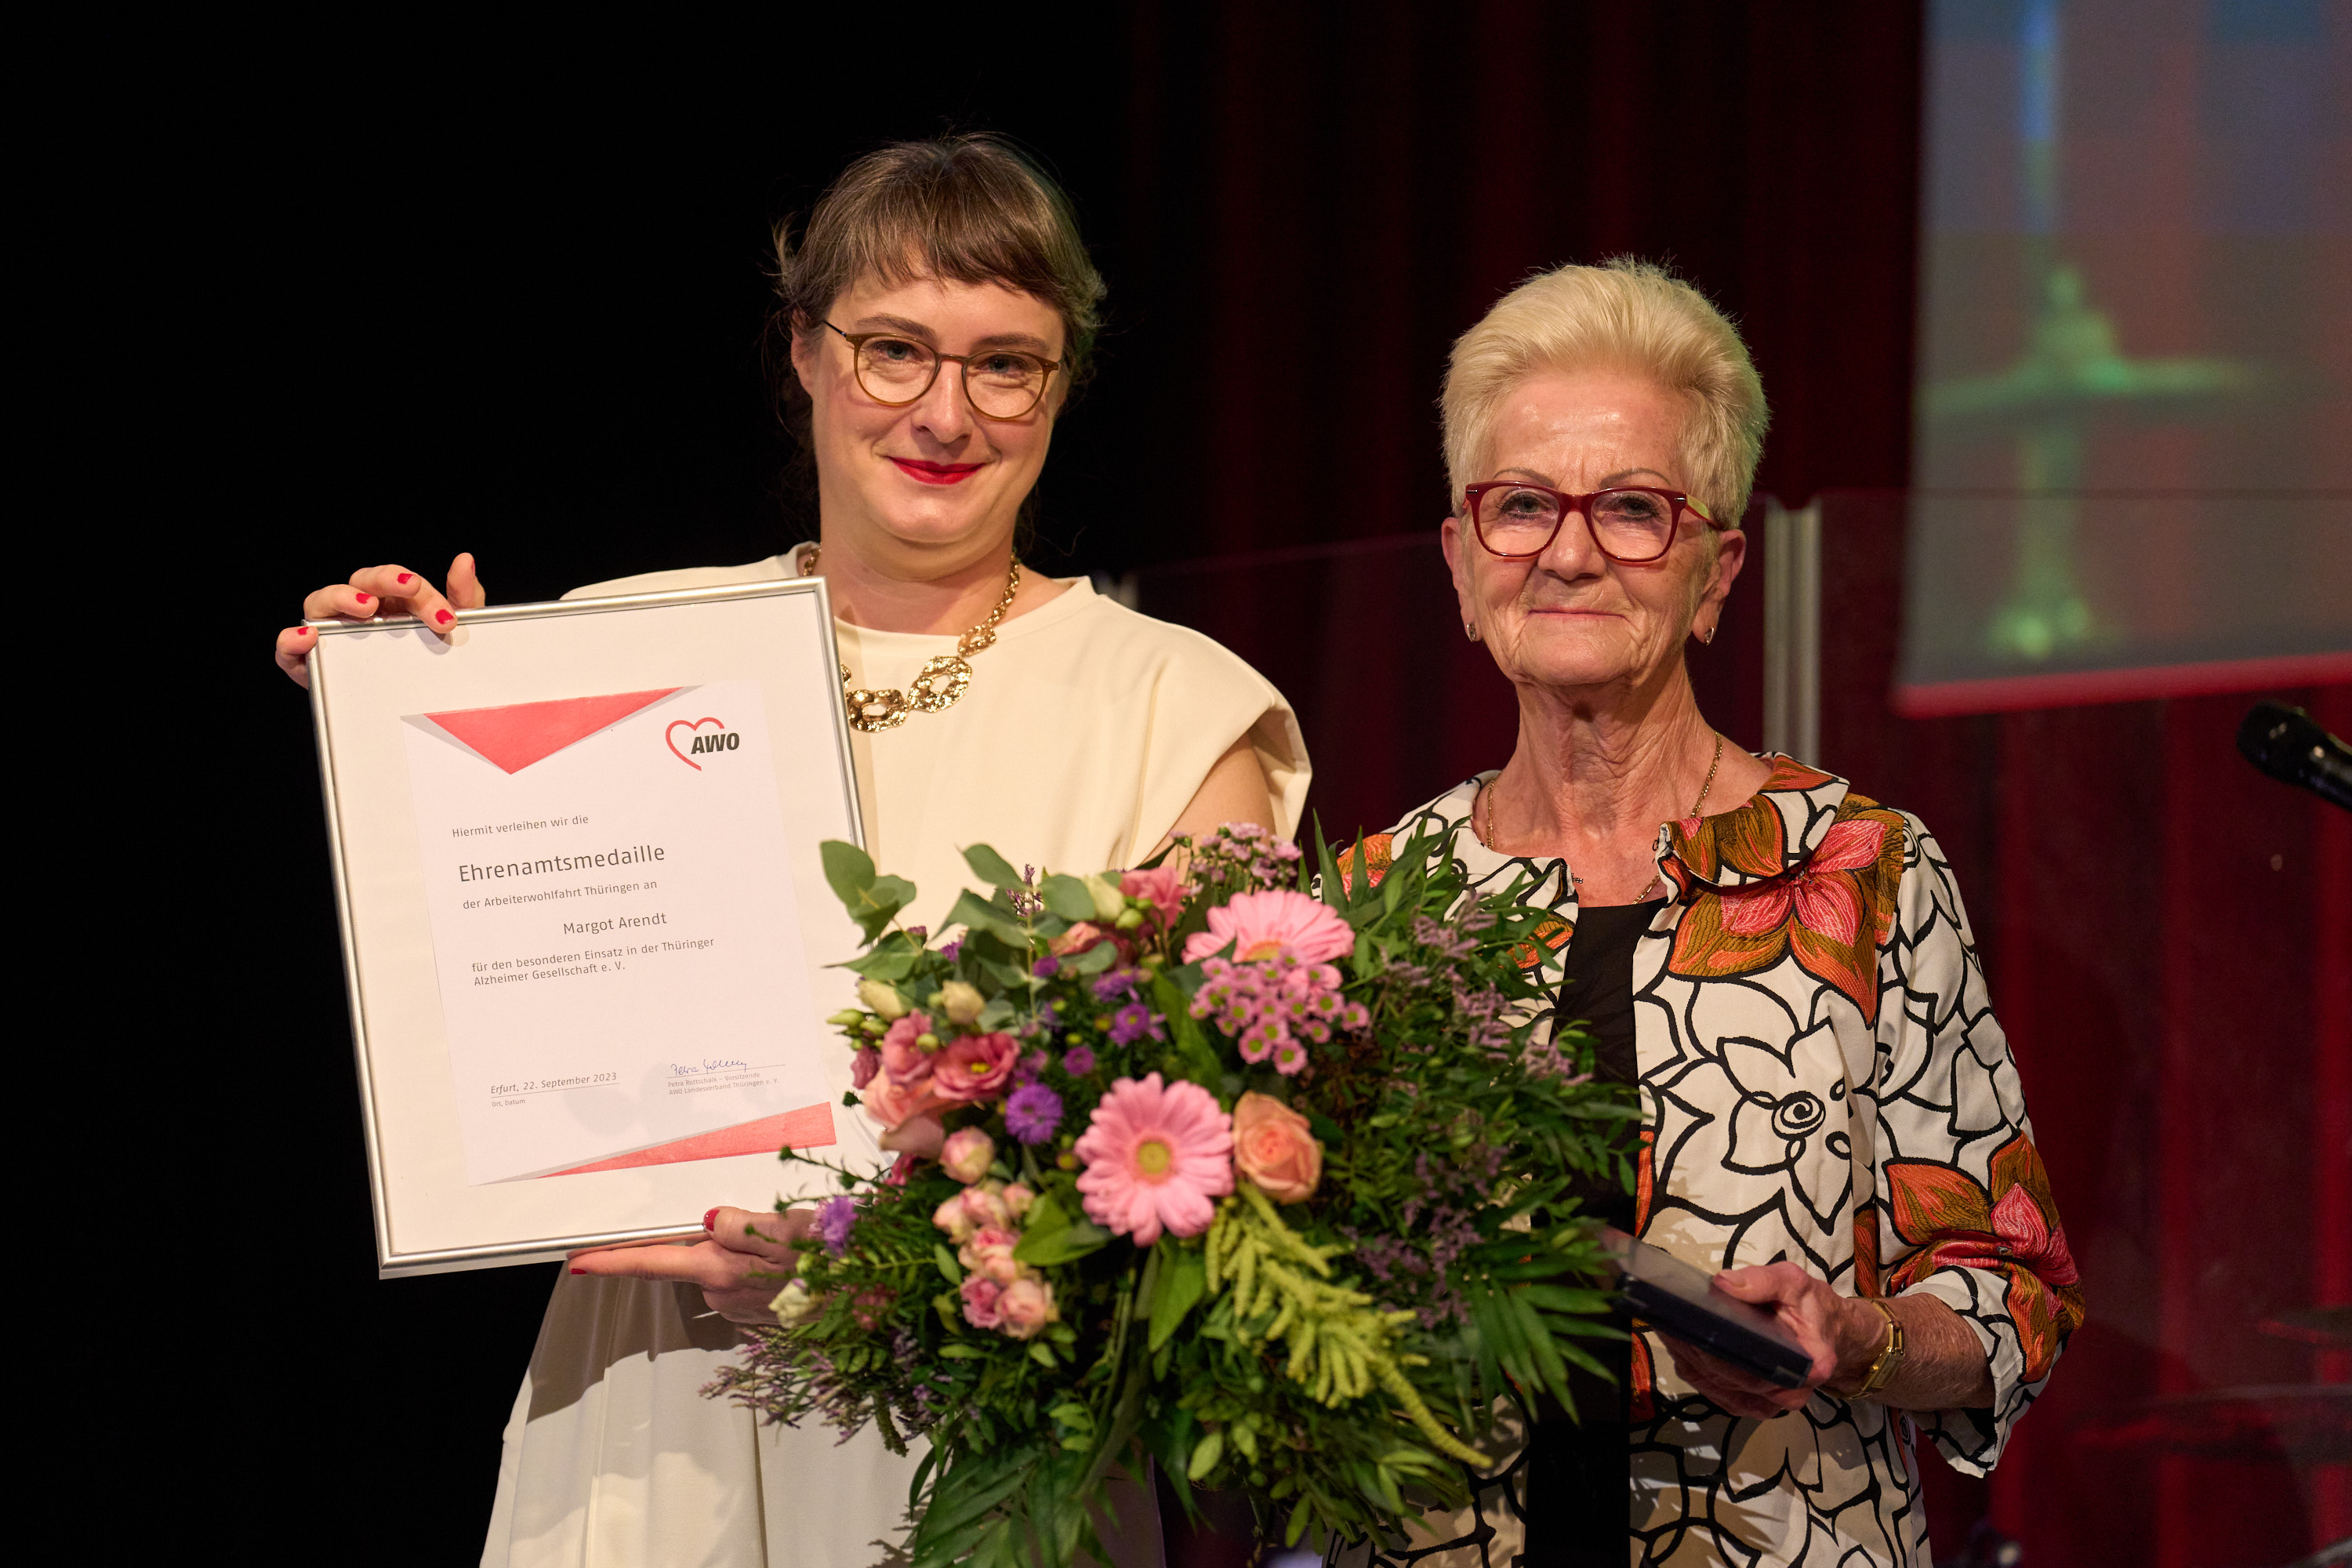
[118,6,2347,1564]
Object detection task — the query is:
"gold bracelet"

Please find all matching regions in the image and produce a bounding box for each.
[1849,1300,1905,1400]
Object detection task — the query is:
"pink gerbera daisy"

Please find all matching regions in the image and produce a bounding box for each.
[1183,888,1355,965]
[1073,1073,1235,1247]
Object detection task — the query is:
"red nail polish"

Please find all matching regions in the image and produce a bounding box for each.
[397,572,413,584]
[354,592,370,604]
[292,626,310,635]
[436,609,453,624]
[702,1208,719,1232]
[568,1266,586,1275]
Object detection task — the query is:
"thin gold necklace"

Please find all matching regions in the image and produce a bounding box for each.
[1476,732,1728,896]
[800,543,1022,733]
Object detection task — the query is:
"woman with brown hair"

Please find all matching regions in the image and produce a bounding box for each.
[277,136,1305,1568]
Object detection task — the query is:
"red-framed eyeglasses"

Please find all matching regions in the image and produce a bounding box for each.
[1461,481,1722,564]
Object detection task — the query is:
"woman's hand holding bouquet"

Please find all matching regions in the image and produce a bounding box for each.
[706,824,1639,1567]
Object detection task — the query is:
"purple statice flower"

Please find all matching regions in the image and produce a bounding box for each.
[1032,955,1061,978]
[905,927,928,943]
[1003,1081,1064,1145]
[1061,1044,1096,1076]
[816,1194,857,1257]
[938,938,963,962]
[1109,1004,1165,1047]
[1091,969,1142,1004]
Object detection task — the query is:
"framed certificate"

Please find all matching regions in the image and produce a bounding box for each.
[307,579,870,1276]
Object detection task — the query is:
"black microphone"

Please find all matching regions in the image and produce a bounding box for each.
[2237,701,2352,811]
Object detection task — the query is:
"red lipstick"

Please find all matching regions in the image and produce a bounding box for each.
[889,458,984,486]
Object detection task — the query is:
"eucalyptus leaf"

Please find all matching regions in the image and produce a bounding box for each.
[820,839,877,911]
[962,844,1025,891]
[945,888,1030,949]
[1039,873,1098,922]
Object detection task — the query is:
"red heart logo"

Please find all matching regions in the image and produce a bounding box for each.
[666,717,725,771]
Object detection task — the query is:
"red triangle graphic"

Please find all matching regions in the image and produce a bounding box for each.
[540,1103,838,1178]
[425,688,681,775]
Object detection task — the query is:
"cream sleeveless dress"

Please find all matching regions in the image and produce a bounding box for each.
[481,554,1310,1568]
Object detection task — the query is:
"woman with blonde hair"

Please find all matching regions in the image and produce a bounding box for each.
[276,136,1306,1567]
[1347,259,2080,1564]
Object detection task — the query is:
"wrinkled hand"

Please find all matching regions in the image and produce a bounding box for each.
[1656,1261,1876,1418]
[274,554,486,687]
[568,1205,817,1326]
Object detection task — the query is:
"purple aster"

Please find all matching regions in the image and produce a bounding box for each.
[1003,1082,1064,1145]
[1062,1044,1096,1076]
[816,1194,857,1257]
[1032,955,1061,978]
[1092,969,1141,1003]
[1109,1004,1165,1047]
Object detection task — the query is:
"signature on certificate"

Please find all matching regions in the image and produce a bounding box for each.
[670,1058,752,1076]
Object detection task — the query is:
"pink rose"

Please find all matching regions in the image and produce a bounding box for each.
[941,1127,996,1185]
[1120,866,1188,924]
[959,1225,1022,1284]
[850,1047,881,1090]
[998,1277,1058,1340]
[933,1033,1020,1102]
[1050,922,1107,957]
[1001,1181,1036,1220]
[880,1013,936,1086]
[941,1183,1011,1236]
[1232,1091,1323,1203]
[959,1275,1004,1330]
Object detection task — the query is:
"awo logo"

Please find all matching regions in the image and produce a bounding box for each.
[665,717,740,771]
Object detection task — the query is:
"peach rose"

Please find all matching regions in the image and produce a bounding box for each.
[998,1277,1059,1340]
[1232,1091,1322,1203]
[1050,921,1108,957]
[862,1074,946,1132]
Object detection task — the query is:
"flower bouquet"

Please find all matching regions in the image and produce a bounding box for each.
[706,823,1639,1566]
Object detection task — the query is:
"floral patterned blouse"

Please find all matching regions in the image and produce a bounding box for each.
[1345,756,2085,1567]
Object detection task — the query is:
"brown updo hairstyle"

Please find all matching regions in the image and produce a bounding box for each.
[770,135,1106,528]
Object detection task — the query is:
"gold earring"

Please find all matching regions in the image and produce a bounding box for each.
[1700,625,1716,644]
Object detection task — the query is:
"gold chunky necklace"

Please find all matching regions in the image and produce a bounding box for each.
[800,544,1022,733]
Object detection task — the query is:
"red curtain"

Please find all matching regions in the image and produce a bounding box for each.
[1126,5,2352,1555]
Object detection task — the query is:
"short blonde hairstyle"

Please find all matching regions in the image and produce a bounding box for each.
[1441,259,1768,525]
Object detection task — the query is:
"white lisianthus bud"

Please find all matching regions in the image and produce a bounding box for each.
[769,1279,816,1324]
[1085,875,1126,921]
[857,979,909,1021]
[940,979,986,1025]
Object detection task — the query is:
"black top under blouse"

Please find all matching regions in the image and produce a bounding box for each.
[1522,898,1660,1566]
